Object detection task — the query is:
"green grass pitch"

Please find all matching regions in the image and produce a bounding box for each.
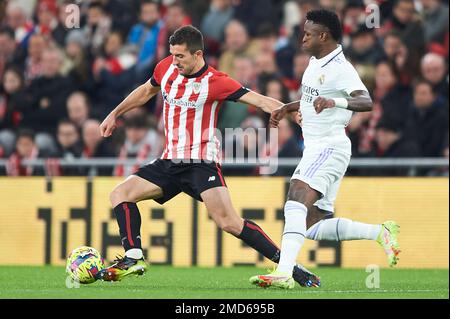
[0,266,448,299]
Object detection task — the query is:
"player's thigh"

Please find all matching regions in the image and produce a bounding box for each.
[291,148,348,209]
[110,175,164,206]
[200,186,243,233]
[314,175,343,214]
[287,179,321,210]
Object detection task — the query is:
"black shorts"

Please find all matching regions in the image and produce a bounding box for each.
[135,159,227,204]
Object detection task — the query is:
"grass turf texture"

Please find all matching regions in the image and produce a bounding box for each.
[0,266,447,299]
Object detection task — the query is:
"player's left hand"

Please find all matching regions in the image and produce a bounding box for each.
[313,97,335,114]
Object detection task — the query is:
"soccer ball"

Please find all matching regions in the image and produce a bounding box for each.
[66,246,105,284]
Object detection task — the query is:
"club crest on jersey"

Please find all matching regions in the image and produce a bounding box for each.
[319,74,325,85]
[193,82,202,94]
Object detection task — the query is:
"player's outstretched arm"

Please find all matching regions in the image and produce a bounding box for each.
[270,100,302,128]
[237,90,283,114]
[100,81,160,137]
[313,90,373,114]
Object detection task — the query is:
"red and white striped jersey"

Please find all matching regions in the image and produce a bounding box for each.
[150,56,249,162]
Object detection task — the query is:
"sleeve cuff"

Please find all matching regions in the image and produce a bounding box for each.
[226,87,250,101]
[150,77,160,87]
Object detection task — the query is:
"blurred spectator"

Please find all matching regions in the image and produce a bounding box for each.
[114,115,162,177]
[32,0,65,46]
[0,26,25,80]
[21,47,76,151]
[259,77,291,125]
[55,119,82,164]
[201,0,234,47]
[104,0,141,36]
[420,53,449,105]
[5,1,34,47]
[341,0,366,39]
[262,77,291,105]
[6,129,45,176]
[24,33,47,83]
[64,30,92,89]
[183,0,210,28]
[83,1,112,56]
[292,51,310,82]
[217,55,256,132]
[51,119,83,176]
[348,61,412,157]
[368,119,421,175]
[256,23,292,79]
[256,23,278,55]
[285,51,310,99]
[232,0,282,37]
[0,67,27,156]
[156,2,190,61]
[319,0,346,12]
[127,0,162,79]
[254,51,281,91]
[92,31,137,116]
[0,0,6,23]
[404,80,449,157]
[382,31,418,85]
[420,0,449,55]
[345,24,385,66]
[81,119,115,176]
[67,91,91,130]
[378,0,425,71]
[218,19,260,78]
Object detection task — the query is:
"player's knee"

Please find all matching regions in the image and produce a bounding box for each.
[287,185,307,202]
[109,185,128,207]
[218,216,241,236]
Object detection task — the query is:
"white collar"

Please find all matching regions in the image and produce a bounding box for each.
[314,44,343,67]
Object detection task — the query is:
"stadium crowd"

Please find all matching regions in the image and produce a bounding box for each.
[0,0,448,176]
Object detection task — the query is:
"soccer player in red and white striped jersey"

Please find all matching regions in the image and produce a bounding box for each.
[98,25,319,286]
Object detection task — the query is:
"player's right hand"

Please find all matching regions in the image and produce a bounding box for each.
[270,106,287,128]
[100,113,117,137]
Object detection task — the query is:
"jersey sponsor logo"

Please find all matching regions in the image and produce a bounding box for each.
[162,91,197,108]
[301,85,319,96]
[208,176,216,182]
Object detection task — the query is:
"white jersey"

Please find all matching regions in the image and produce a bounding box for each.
[300,44,368,154]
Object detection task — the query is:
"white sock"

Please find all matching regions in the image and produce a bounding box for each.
[125,248,143,259]
[306,218,381,241]
[277,201,307,274]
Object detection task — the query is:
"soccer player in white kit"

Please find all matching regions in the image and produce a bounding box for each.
[250,10,401,289]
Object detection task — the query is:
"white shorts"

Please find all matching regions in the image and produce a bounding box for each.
[290,147,350,213]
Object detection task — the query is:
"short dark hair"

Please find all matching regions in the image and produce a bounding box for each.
[88,1,105,11]
[58,119,78,129]
[124,116,148,129]
[413,78,435,94]
[169,25,204,53]
[306,9,342,42]
[376,118,401,133]
[0,26,15,39]
[17,129,35,141]
[141,0,159,8]
[394,0,415,7]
